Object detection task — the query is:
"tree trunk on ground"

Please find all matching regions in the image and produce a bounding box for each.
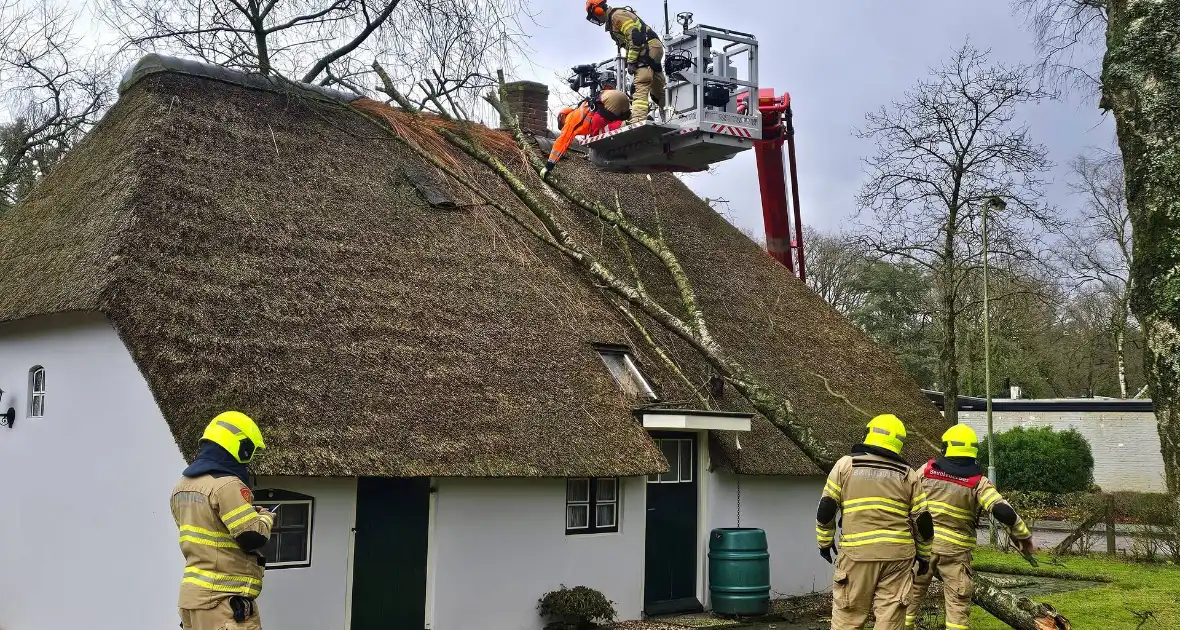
[1101,0,1180,493]
[973,575,1072,630]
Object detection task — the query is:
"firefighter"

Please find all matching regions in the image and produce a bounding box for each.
[904,424,1034,630]
[540,89,631,178]
[585,0,666,124]
[172,411,274,630]
[816,414,934,630]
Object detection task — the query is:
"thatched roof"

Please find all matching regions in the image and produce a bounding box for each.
[0,57,949,477]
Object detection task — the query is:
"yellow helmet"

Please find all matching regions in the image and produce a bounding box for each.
[864,414,907,455]
[201,411,266,464]
[941,423,979,459]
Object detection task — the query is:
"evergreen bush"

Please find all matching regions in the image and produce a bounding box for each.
[979,426,1095,493]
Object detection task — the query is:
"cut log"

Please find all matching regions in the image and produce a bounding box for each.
[973,574,1071,630]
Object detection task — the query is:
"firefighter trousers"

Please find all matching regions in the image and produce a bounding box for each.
[905,552,973,630]
[180,599,263,630]
[630,39,666,124]
[831,554,914,630]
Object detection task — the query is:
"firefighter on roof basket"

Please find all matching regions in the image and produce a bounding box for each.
[541,89,630,179]
[904,424,1034,630]
[585,0,665,124]
[816,414,934,630]
[172,411,274,630]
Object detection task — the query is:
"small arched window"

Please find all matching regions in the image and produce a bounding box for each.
[28,366,45,418]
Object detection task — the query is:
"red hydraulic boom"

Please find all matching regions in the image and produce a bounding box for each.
[738,89,805,281]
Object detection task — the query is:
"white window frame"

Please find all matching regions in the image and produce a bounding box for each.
[254,498,313,568]
[566,477,620,535]
[648,438,694,484]
[28,366,45,418]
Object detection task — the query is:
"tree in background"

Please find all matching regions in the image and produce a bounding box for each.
[980,425,1096,493]
[0,0,112,211]
[803,226,869,316]
[1060,147,1136,397]
[101,0,527,116]
[854,42,1054,423]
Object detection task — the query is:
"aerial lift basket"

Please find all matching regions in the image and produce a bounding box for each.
[582,20,762,173]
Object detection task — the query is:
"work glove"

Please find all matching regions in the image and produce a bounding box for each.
[627,61,638,75]
[819,543,837,564]
[915,556,930,576]
[539,160,555,179]
[1017,537,1036,555]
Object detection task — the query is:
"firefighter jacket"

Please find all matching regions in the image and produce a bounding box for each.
[171,474,274,609]
[921,458,1031,556]
[816,446,933,562]
[548,97,628,164]
[605,8,660,65]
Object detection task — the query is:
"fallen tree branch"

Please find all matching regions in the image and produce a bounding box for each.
[346,73,1070,630]
[1051,510,1105,556]
[973,574,1072,630]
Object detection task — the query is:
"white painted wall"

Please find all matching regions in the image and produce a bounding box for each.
[253,476,357,630]
[430,477,647,630]
[960,410,1166,492]
[706,473,831,599]
[0,312,187,630]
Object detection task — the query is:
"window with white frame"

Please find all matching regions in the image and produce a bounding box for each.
[595,345,657,401]
[566,477,619,535]
[28,366,45,418]
[254,488,314,568]
[648,438,694,483]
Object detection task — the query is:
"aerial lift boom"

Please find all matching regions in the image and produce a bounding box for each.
[739,89,805,281]
[566,9,805,281]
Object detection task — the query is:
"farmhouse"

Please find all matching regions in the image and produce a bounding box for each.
[0,55,947,630]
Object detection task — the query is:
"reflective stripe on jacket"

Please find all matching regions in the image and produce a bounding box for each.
[817,452,932,562]
[172,474,273,609]
[920,461,1031,555]
[606,8,659,64]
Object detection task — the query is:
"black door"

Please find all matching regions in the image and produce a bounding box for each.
[350,477,430,630]
[644,432,702,615]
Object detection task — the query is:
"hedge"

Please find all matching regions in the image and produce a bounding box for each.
[979,425,1095,493]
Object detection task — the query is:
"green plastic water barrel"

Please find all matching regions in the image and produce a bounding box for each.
[708,527,771,616]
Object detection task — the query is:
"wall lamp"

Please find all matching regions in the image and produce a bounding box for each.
[0,387,14,428]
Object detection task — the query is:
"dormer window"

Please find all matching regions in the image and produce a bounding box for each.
[28,366,45,418]
[594,344,657,401]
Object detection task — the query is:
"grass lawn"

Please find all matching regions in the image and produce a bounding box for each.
[969,549,1180,629]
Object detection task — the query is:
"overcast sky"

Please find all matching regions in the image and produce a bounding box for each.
[509,0,1115,238]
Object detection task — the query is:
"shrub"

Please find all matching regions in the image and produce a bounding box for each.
[537,585,617,630]
[979,426,1095,493]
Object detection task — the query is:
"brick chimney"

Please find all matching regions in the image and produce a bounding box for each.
[501,80,551,137]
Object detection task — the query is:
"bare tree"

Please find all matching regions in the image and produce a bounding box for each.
[1060,146,1134,396]
[1,0,113,211]
[102,0,527,111]
[804,226,869,315]
[853,42,1055,424]
[102,0,403,80]
[1013,0,1108,96]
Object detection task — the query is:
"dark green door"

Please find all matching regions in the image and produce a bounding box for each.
[350,477,429,630]
[644,432,701,615]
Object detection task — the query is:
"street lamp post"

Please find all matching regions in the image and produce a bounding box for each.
[984,197,1004,545]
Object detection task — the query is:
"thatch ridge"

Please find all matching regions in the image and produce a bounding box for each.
[0,61,949,477]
